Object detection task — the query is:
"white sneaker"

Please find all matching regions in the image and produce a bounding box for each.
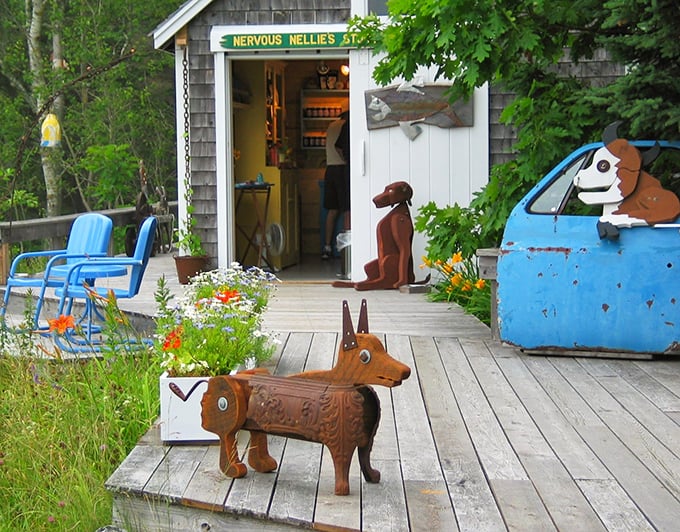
[321,245,332,260]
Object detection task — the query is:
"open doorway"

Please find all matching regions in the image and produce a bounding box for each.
[231,57,350,282]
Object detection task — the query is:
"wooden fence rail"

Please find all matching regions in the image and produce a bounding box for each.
[0,203,177,284]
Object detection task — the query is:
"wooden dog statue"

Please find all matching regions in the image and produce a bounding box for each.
[334,181,429,290]
[171,299,411,495]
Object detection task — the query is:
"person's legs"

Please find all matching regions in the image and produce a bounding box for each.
[323,166,344,259]
[323,209,338,259]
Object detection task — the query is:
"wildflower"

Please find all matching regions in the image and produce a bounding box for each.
[442,262,453,274]
[47,516,56,523]
[215,289,240,303]
[474,278,486,289]
[47,315,75,335]
[452,251,463,264]
[462,280,473,292]
[163,327,183,351]
[421,256,432,268]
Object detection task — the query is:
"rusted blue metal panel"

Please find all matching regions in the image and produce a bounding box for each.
[497,140,680,355]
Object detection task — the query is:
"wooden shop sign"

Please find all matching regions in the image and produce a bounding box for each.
[213,24,357,52]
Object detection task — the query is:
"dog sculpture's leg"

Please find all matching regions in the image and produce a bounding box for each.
[329,446,354,496]
[247,430,278,473]
[357,386,381,483]
[200,376,248,478]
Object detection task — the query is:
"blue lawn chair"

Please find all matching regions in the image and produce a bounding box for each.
[52,216,158,352]
[1,212,125,329]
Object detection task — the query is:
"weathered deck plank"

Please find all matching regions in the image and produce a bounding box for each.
[411,336,503,532]
[103,268,680,531]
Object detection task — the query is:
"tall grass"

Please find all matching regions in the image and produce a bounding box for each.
[0,299,161,530]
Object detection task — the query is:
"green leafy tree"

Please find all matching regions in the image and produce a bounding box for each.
[351,0,680,254]
[0,0,180,220]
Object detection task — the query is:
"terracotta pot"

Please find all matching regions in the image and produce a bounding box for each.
[173,254,209,284]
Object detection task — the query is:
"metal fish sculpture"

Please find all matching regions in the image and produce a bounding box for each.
[364,81,473,139]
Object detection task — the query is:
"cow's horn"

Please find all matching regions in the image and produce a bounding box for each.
[642,141,661,166]
[603,120,623,145]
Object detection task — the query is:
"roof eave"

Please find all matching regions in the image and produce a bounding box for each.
[150,0,214,50]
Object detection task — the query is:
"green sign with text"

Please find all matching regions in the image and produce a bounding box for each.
[220,31,357,51]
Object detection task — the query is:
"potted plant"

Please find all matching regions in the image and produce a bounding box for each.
[155,263,279,442]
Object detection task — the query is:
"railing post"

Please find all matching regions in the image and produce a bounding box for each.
[476,248,499,340]
[0,242,9,284]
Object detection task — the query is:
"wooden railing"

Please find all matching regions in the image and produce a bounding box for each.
[0,203,177,284]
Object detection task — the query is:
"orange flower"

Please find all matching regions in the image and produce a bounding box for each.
[421,256,432,268]
[215,289,240,303]
[452,251,463,264]
[163,326,183,351]
[450,273,463,286]
[475,279,486,289]
[442,263,453,274]
[462,280,473,292]
[48,315,75,334]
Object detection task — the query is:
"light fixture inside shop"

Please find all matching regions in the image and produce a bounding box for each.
[340,64,350,76]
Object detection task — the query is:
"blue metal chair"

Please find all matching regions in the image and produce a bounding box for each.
[1,212,124,329]
[52,216,158,352]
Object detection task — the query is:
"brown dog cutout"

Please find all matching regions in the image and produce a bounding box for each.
[334,181,428,290]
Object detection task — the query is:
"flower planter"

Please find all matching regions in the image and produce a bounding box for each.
[173,254,209,285]
[159,372,218,443]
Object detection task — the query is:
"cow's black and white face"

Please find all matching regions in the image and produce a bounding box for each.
[574,145,624,205]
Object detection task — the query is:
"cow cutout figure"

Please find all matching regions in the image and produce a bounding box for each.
[171,299,411,495]
[334,181,429,290]
[574,121,680,239]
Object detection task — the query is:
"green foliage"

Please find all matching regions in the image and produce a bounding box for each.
[0,167,41,221]
[0,0,179,216]
[421,253,491,325]
[354,0,680,266]
[78,144,139,210]
[0,313,161,530]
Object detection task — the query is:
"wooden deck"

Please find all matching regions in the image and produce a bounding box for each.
[106,281,680,531]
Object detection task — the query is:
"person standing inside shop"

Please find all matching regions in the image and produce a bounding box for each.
[322,110,350,259]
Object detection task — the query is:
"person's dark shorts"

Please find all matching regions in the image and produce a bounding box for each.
[323,164,350,211]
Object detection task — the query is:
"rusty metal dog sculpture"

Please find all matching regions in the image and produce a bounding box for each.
[171,299,410,495]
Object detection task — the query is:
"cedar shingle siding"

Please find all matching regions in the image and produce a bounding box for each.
[184,1,351,261]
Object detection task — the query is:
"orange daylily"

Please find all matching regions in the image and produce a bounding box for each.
[48,315,76,335]
[450,273,463,286]
[462,280,473,292]
[475,279,486,289]
[452,251,463,264]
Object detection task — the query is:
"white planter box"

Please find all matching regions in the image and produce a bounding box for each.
[159,372,219,443]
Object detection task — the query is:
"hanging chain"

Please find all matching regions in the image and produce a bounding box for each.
[182,47,191,186]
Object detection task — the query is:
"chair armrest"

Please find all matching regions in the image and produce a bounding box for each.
[63,257,143,285]
[43,252,109,279]
[8,249,68,276]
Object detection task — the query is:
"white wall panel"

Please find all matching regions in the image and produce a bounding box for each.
[348,51,489,282]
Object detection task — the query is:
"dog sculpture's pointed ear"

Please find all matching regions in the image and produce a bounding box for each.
[357,299,369,334]
[642,141,661,167]
[603,120,624,145]
[342,300,357,350]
